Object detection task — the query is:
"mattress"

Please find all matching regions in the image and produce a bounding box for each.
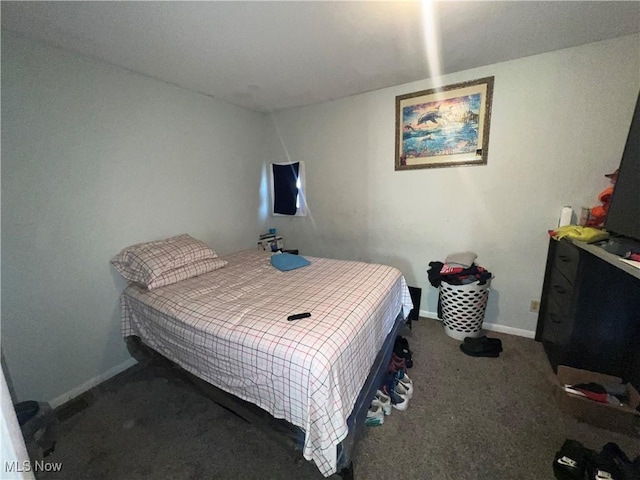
[121,249,412,476]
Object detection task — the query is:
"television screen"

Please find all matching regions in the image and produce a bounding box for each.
[605,92,640,242]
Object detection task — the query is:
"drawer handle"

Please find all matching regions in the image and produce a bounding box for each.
[553,285,567,294]
[550,313,562,324]
[558,255,571,262]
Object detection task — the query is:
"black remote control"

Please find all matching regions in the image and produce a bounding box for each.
[287,312,311,321]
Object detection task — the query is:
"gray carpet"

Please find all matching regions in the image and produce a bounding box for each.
[40,318,639,480]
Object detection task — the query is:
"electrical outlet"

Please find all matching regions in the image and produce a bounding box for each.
[530,300,540,313]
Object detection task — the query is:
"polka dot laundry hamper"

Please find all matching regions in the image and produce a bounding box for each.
[440,279,491,341]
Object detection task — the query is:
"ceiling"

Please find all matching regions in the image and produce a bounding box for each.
[2,1,639,113]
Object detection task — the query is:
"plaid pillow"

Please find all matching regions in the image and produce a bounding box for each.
[111,234,224,288]
[146,257,227,289]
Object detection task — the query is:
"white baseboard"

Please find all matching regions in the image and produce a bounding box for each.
[418,310,536,339]
[419,309,438,320]
[49,357,138,408]
[482,322,535,339]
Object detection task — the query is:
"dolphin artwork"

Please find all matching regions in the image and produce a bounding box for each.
[417,105,441,125]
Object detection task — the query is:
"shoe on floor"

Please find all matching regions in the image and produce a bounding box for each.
[382,384,409,411]
[365,403,384,426]
[374,390,392,416]
[381,371,410,410]
[394,380,410,397]
[553,439,595,480]
[393,382,411,409]
[597,442,639,479]
[460,338,501,357]
[395,370,413,399]
[394,336,413,368]
[388,354,407,373]
[464,335,503,352]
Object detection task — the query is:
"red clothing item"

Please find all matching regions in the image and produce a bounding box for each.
[440,265,464,275]
[571,382,609,403]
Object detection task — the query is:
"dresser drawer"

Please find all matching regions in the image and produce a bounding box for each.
[548,266,575,317]
[541,296,574,346]
[554,240,579,281]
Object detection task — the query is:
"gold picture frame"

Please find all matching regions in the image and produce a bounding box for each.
[395,76,494,170]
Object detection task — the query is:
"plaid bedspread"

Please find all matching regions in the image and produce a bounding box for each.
[121,250,412,476]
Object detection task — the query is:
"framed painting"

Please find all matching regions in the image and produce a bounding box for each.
[395,76,494,170]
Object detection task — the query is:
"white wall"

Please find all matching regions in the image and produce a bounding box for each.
[1,32,268,403]
[266,34,640,334]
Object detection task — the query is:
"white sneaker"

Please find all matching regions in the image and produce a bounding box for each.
[395,381,411,399]
[386,384,410,411]
[373,390,392,415]
[365,403,384,426]
[396,371,413,399]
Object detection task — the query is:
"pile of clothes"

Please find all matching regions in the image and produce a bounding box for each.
[563,381,631,407]
[428,251,492,319]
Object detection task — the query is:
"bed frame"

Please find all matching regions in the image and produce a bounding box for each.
[125,311,406,480]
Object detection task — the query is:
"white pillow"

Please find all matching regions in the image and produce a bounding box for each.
[111,234,225,289]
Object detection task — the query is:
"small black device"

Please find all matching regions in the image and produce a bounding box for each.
[287,312,311,321]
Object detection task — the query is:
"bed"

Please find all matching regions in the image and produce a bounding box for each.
[115,242,412,478]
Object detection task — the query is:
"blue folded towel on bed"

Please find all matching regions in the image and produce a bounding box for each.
[270,252,310,271]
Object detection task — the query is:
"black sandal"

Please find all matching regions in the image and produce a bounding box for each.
[464,335,503,352]
[459,337,501,357]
